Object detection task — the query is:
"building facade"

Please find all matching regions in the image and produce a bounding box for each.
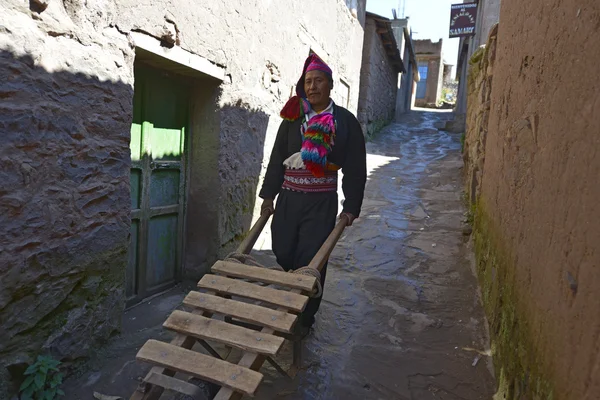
[414,39,444,107]
[455,0,502,115]
[391,17,419,117]
[357,12,403,137]
[0,0,366,392]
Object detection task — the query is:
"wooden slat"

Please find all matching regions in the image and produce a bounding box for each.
[211,261,317,293]
[197,275,308,312]
[164,310,284,355]
[137,340,263,397]
[131,332,198,400]
[213,289,304,400]
[148,204,179,217]
[144,372,207,400]
[183,291,297,333]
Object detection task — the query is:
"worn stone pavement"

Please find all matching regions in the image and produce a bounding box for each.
[253,109,496,399]
[63,109,496,400]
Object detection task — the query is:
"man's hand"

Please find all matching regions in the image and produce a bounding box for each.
[261,198,275,215]
[340,212,356,226]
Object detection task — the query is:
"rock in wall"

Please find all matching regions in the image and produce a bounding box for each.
[463,24,498,205]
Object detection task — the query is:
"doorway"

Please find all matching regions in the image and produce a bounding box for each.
[127,63,190,306]
[416,61,429,100]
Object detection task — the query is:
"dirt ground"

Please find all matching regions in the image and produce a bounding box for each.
[63,109,496,400]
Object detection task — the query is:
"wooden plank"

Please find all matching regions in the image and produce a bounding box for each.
[213,289,303,400]
[183,291,297,333]
[130,332,198,400]
[148,204,179,217]
[144,372,207,400]
[197,275,308,312]
[137,340,263,397]
[131,298,218,400]
[164,310,284,355]
[211,261,316,293]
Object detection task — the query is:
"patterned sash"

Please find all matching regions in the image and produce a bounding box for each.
[282,169,338,193]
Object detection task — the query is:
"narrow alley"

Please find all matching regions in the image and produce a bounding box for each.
[3,0,599,398]
[61,110,496,400]
[249,109,495,399]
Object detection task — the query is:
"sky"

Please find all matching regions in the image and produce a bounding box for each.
[366,0,461,72]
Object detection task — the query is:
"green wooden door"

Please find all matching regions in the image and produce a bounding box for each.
[128,64,189,305]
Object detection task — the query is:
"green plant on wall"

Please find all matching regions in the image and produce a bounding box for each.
[19,355,65,400]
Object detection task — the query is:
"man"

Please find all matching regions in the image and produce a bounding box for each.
[259,54,366,332]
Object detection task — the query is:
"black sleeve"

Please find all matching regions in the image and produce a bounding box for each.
[341,115,367,217]
[259,121,288,199]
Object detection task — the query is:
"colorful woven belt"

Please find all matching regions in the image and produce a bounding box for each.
[282,169,338,193]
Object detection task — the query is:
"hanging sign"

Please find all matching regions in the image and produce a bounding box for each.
[449,3,478,38]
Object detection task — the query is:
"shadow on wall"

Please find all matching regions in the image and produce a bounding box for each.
[218,101,271,253]
[185,97,271,279]
[0,48,272,398]
[0,49,133,395]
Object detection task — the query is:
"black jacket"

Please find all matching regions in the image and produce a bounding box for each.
[259,105,367,217]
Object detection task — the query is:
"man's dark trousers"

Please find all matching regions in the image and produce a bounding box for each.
[271,189,337,327]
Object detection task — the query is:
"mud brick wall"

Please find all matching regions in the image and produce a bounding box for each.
[471,1,600,398]
[0,0,365,394]
[357,17,399,137]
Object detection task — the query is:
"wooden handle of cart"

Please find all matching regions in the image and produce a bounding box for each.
[308,214,349,272]
[236,209,273,255]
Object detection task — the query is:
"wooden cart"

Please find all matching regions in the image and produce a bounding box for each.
[130,211,348,400]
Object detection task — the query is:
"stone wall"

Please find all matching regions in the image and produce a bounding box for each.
[0,5,134,392]
[0,0,364,393]
[463,24,498,204]
[357,18,399,137]
[469,0,600,398]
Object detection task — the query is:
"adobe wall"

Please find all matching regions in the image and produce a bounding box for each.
[414,38,443,55]
[472,1,600,398]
